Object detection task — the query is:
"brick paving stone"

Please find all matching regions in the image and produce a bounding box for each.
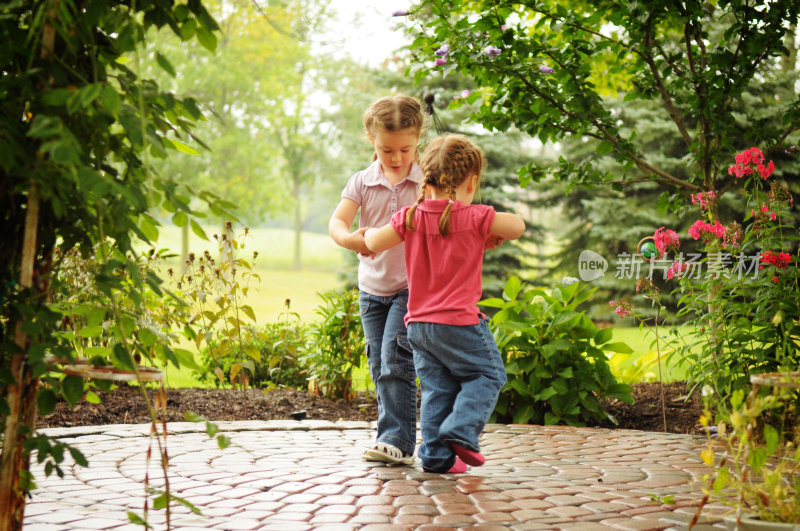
[600,517,674,530]
[397,504,439,516]
[473,511,519,523]
[394,494,435,506]
[350,513,393,524]
[342,484,381,496]
[380,485,419,496]
[360,524,415,530]
[356,494,396,506]
[432,513,476,525]
[309,512,351,524]
[474,499,519,512]
[358,504,398,516]
[26,422,729,530]
[512,498,556,510]
[315,504,358,515]
[275,491,322,504]
[431,492,471,504]
[393,513,432,525]
[545,505,595,518]
[306,483,347,495]
[316,494,358,506]
[558,523,618,530]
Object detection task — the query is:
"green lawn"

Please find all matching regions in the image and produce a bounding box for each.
[606,326,693,384]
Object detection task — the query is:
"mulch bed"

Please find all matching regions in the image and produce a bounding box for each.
[37,381,705,435]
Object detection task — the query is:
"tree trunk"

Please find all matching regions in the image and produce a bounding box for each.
[0,183,40,531]
[181,222,190,272]
[292,171,302,271]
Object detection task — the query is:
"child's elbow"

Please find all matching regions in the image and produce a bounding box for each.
[512,218,526,239]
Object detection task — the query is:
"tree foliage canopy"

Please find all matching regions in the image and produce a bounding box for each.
[405,0,800,198]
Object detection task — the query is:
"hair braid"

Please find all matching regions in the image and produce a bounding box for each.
[405,176,429,232]
[438,184,457,237]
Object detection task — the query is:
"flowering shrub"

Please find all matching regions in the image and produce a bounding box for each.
[631,148,799,403]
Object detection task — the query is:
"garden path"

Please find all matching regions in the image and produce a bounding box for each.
[25,422,728,530]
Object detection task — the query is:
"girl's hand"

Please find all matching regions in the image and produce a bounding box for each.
[350,227,375,257]
[485,234,504,250]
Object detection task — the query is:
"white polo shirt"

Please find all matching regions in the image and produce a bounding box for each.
[341,159,422,296]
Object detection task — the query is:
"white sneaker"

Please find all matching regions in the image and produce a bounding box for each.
[362,442,414,465]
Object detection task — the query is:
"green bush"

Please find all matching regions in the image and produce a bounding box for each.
[481,277,634,426]
[301,288,365,401]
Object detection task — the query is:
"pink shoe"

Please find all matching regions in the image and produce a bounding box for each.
[451,443,485,466]
[446,456,467,474]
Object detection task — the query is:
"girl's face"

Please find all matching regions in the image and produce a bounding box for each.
[369,128,419,182]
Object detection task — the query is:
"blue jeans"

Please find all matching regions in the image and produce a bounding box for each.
[407,318,506,472]
[359,289,417,456]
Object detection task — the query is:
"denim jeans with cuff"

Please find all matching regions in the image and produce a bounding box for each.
[359,289,417,456]
[408,318,506,472]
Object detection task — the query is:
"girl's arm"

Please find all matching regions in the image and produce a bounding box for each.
[364,224,402,253]
[490,212,526,241]
[328,198,371,254]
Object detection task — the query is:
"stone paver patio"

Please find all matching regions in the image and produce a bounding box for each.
[24,421,730,530]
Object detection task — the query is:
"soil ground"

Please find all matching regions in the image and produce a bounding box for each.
[37,382,705,435]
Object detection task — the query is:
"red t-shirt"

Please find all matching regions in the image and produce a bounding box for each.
[391,199,495,326]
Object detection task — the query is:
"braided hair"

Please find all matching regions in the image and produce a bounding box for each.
[405,134,485,236]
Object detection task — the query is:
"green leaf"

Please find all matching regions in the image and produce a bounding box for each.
[85,391,101,404]
[153,493,168,510]
[190,219,208,239]
[763,425,779,454]
[168,138,199,155]
[61,375,84,409]
[173,348,202,371]
[77,325,103,338]
[537,386,557,401]
[172,210,188,227]
[603,341,633,354]
[69,447,88,467]
[217,434,231,449]
[155,52,176,77]
[503,277,522,300]
[138,328,157,348]
[241,305,256,322]
[184,411,205,422]
[594,327,613,345]
[138,215,159,242]
[37,389,57,416]
[128,511,152,529]
[512,404,535,424]
[196,27,217,51]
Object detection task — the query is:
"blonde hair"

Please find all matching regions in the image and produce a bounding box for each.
[363,95,425,160]
[405,134,485,237]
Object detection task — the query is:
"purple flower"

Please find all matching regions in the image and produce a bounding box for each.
[461,89,471,98]
[501,24,507,30]
[435,57,447,66]
[392,10,409,16]
[435,44,450,56]
[539,64,554,74]
[484,45,501,56]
